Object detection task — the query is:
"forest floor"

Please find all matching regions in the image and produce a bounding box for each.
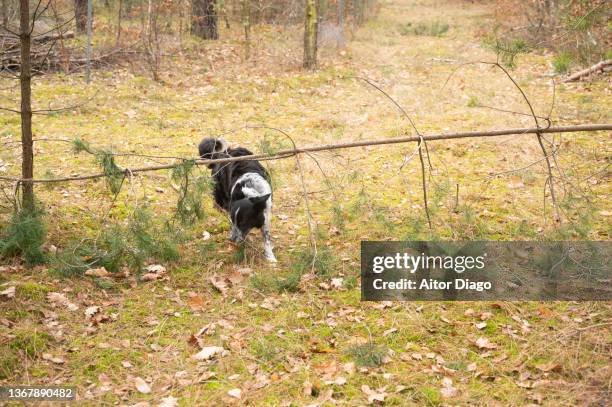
[1,0,611,405]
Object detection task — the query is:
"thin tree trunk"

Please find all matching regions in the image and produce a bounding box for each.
[191,0,218,40]
[19,0,34,210]
[75,0,87,34]
[1,0,8,29]
[85,0,93,83]
[115,0,122,45]
[303,0,318,69]
[242,0,250,60]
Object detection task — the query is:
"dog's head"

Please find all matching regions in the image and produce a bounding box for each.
[229,194,270,242]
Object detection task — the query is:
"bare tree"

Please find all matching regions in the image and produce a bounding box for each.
[115,0,122,45]
[303,0,318,69]
[241,0,250,60]
[19,0,34,210]
[192,0,218,39]
[1,0,9,29]
[75,0,87,34]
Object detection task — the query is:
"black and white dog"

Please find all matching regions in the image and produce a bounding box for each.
[198,138,277,262]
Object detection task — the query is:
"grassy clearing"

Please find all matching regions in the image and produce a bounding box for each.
[1,0,610,405]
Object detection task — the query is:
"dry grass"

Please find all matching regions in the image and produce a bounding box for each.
[0,0,610,405]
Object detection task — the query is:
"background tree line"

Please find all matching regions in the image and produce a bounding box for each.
[1,0,379,78]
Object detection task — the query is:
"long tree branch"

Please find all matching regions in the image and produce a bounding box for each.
[0,124,610,184]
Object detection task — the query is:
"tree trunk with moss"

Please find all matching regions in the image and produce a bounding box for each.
[19,0,34,210]
[303,0,318,69]
[191,0,218,40]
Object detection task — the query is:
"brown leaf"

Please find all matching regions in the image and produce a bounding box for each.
[0,286,16,298]
[42,353,65,364]
[84,267,111,278]
[47,292,79,311]
[227,271,245,285]
[187,294,206,311]
[361,385,387,404]
[209,274,228,295]
[535,362,561,373]
[474,336,497,350]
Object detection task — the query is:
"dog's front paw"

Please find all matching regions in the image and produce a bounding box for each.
[265,253,278,263]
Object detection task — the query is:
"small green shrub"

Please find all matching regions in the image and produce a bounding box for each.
[484,36,530,68]
[9,330,53,358]
[250,337,281,363]
[0,207,46,265]
[0,354,20,380]
[171,160,211,224]
[400,21,449,37]
[347,342,387,367]
[251,268,303,293]
[467,96,479,107]
[553,52,573,74]
[292,246,337,277]
[54,205,179,276]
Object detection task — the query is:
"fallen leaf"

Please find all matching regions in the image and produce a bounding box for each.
[303,381,313,396]
[158,396,178,407]
[85,305,100,319]
[209,274,228,295]
[260,297,280,310]
[187,294,206,311]
[480,312,493,321]
[192,346,227,361]
[334,376,347,385]
[331,278,344,289]
[85,267,111,278]
[343,362,355,375]
[383,328,397,337]
[141,273,164,281]
[146,264,166,274]
[0,286,16,298]
[508,176,525,189]
[227,272,245,286]
[440,377,457,398]
[227,388,242,399]
[361,385,387,404]
[475,322,487,330]
[134,377,151,394]
[535,362,561,372]
[474,336,497,350]
[42,353,65,364]
[47,292,79,311]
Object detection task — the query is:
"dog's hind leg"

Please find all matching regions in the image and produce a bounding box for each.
[262,200,277,262]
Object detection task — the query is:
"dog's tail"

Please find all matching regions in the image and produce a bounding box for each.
[198,138,229,163]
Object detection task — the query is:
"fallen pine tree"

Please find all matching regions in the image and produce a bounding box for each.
[562,59,611,83]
